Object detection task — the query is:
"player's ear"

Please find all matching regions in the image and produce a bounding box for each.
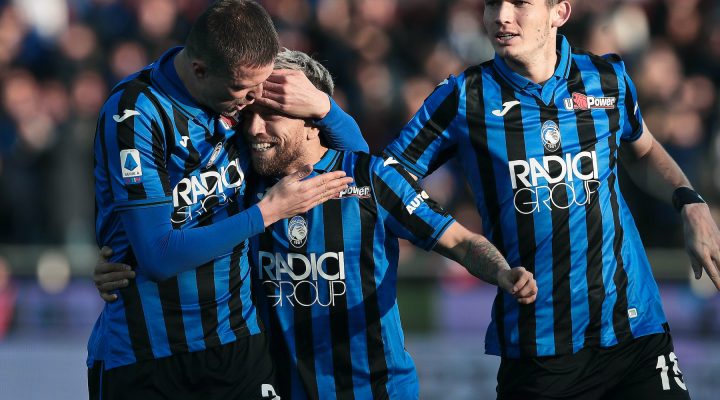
[305,123,320,140]
[551,1,571,29]
[191,59,209,80]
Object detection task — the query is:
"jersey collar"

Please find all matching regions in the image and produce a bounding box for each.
[313,148,341,173]
[492,35,571,105]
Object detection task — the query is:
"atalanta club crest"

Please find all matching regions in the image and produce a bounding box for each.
[288,215,308,248]
[541,120,561,152]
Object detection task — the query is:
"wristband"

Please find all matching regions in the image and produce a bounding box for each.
[672,187,705,212]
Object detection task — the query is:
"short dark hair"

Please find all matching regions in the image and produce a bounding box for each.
[185,0,279,74]
[274,49,334,96]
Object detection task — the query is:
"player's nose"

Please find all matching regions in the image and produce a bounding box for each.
[245,112,264,136]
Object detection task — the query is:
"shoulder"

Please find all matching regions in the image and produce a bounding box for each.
[365,153,418,189]
[464,59,495,77]
[345,152,395,184]
[102,68,166,121]
[570,46,629,73]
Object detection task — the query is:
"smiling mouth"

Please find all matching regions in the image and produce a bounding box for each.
[496,32,519,42]
[250,142,276,152]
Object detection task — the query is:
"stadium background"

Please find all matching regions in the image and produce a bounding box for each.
[0,0,719,398]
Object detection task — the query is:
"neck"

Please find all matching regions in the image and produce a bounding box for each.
[504,38,558,84]
[173,49,200,101]
[284,140,328,176]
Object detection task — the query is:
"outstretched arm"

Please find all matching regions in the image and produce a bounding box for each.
[434,222,537,304]
[621,122,720,289]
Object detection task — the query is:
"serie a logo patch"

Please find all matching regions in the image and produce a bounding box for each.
[120,149,143,184]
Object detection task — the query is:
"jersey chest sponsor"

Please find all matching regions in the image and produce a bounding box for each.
[171,158,245,223]
[257,250,347,308]
[508,151,601,214]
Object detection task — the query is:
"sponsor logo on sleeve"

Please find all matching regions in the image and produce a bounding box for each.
[405,190,429,214]
[261,383,281,400]
[120,149,143,184]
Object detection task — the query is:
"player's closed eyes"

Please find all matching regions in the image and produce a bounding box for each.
[485,0,531,7]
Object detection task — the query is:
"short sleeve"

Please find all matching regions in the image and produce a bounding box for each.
[98,88,172,211]
[370,156,455,251]
[610,58,644,142]
[384,75,462,178]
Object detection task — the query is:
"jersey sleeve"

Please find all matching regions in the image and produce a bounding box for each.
[370,156,455,251]
[383,75,462,178]
[604,56,644,142]
[98,87,172,211]
[119,202,264,281]
[314,96,369,152]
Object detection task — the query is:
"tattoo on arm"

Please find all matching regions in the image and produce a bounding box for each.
[460,237,511,285]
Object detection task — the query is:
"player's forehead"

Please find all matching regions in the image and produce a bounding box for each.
[223,62,274,89]
[243,103,300,124]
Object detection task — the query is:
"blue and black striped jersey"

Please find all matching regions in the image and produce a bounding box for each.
[91,47,261,369]
[248,149,455,400]
[385,35,667,358]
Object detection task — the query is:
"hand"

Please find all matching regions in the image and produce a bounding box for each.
[681,203,720,290]
[497,267,537,305]
[257,165,352,227]
[93,246,134,302]
[255,69,331,119]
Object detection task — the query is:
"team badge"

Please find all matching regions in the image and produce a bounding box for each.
[288,215,308,248]
[206,142,224,168]
[541,120,561,152]
[120,149,143,184]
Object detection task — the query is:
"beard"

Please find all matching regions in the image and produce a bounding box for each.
[251,139,305,177]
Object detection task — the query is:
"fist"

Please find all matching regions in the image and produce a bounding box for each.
[498,267,537,304]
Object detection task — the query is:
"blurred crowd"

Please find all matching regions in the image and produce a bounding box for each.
[0,0,719,252]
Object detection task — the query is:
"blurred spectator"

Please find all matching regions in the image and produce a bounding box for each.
[0,256,17,339]
[0,0,716,258]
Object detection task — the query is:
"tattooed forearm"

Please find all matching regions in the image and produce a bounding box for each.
[460,236,511,285]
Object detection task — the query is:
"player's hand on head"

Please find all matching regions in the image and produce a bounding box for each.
[94,246,135,302]
[498,267,537,304]
[254,69,331,119]
[257,165,352,227]
[681,203,720,290]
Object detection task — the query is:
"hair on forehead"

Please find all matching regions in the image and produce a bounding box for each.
[274,49,334,96]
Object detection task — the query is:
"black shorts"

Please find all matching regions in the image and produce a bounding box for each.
[497,333,691,400]
[88,332,279,400]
